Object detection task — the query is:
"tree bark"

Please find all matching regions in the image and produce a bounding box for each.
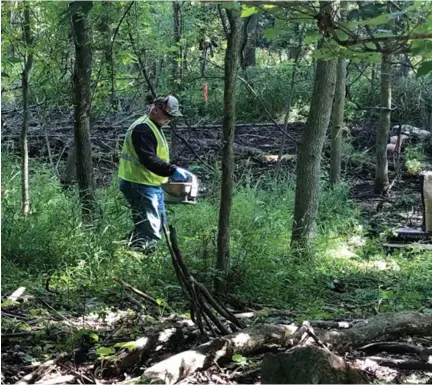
[21,3,33,217]
[261,346,367,384]
[241,13,258,69]
[215,10,243,294]
[330,58,347,186]
[71,1,96,220]
[291,40,337,249]
[375,52,392,194]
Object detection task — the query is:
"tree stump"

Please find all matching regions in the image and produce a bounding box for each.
[261,346,368,384]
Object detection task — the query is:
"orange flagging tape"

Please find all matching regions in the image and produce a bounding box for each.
[204,83,208,102]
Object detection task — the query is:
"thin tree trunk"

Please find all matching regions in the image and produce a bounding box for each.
[375,52,392,194]
[170,0,181,159]
[101,2,116,110]
[71,1,96,220]
[215,10,243,295]
[329,58,347,186]
[276,25,305,171]
[369,64,375,106]
[21,3,33,216]
[291,48,337,249]
[241,13,258,69]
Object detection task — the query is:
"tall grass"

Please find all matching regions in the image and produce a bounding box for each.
[2,153,430,315]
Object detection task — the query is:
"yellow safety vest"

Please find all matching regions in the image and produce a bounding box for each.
[118,115,170,186]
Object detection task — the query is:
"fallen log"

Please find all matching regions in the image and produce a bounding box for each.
[367,356,432,371]
[101,327,185,377]
[319,312,432,353]
[143,323,298,384]
[144,312,432,383]
[261,346,368,384]
[359,341,422,355]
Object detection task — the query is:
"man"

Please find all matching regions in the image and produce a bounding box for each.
[118,94,192,253]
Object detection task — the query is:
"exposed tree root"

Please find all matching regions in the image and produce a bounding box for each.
[143,323,298,384]
[143,311,432,384]
[261,346,368,384]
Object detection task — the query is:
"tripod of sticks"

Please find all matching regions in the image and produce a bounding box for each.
[163,225,245,341]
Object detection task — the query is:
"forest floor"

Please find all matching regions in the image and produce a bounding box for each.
[2,111,432,384]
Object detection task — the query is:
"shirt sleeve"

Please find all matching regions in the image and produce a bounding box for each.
[131,123,177,177]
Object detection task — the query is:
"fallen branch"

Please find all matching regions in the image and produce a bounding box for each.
[15,352,67,385]
[101,327,185,377]
[34,374,75,385]
[367,356,432,371]
[319,312,432,352]
[143,323,298,384]
[114,277,174,313]
[163,225,208,340]
[359,341,422,355]
[165,226,245,338]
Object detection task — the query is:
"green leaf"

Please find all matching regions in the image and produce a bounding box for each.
[304,31,321,44]
[411,40,432,57]
[232,354,247,363]
[219,2,241,10]
[241,6,257,18]
[312,48,335,60]
[1,299,18,308]
[357,13,390,26]
[263,27,278,41]
[96,347,116,356]
[417,60,432,77]
[155,298,167,307]
[114,341,138,350]
[90,333,99,342]
[380,290,394,300]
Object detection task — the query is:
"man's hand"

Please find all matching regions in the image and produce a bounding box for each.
[172,167,192,182]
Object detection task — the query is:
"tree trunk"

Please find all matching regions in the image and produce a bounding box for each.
[276,24,305,171]
[21,3,33,217]
[291,32,337,249]
[170,0,181,160]
[71,1,96,220]
[101,2,117,111]
[329,58,347,186]
[215,10,243,294]
[375,52,392,194]
[241,13,258,69]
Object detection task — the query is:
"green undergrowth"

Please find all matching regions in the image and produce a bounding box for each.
[2,153,431,318]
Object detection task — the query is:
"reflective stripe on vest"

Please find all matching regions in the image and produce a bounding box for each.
[118,115,170,186]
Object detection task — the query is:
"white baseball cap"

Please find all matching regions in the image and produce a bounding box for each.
[156,95,183,117]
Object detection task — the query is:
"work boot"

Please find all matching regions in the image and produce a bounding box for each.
[129,239,157,255]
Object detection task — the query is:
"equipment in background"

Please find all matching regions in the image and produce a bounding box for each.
[384,171,432,250]
[162,173,198,204]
